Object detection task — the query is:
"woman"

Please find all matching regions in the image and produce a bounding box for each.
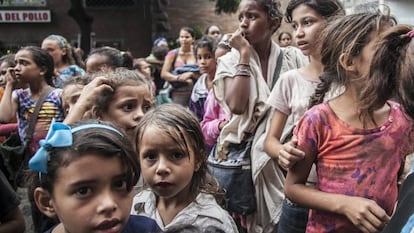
[161,27,199,107]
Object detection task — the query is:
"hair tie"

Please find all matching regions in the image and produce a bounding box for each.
[407,30,414,38]
[29,119,123,174]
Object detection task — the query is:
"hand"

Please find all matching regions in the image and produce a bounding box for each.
[4,67,18,88]
[278,137,305,169]
[218,119,228,130]
[226,29,250,52]
[341,196,390,233]
[76,76,113,109]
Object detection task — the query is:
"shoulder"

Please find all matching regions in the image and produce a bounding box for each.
[167,49,178,56]
[123,215,161,233]
[131,189,156,215]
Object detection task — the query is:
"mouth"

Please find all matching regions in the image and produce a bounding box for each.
[95,219,122,233]
[156,181,173,189]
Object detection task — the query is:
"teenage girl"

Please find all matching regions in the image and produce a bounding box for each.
[0,46,64,155]
[359,24,414,233]
[205,25,222,43]
[132,103,238,232]
[41,34,85,88]
[28,120,161,233]
[263,0,344,232]
[64,68,155,143]
[212,0,307,231]
[284,13,409,233]
[190,36,217,121]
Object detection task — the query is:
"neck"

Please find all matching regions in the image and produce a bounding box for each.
[181,46,191,53]
[253,39,272,61]
[29,80,49,95]
[303,57,324,81]
[156,189,195,225]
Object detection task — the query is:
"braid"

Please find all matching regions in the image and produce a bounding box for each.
[308,71,334,109]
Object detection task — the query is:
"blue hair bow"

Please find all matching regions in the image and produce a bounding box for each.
[29,120,73,174]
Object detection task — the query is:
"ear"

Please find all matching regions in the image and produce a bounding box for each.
[90,105,102,119]
[339,52,357,73]
[39,66,47,76]
[34,187,57,219]
[269,17,281,33]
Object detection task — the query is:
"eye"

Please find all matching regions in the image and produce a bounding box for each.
[143,153,157,161]
[291,23,298,30]
[171,152,185,160]
[143,104,153,112]
[113,179,127,190]
[238,15,244,22]
[74,187,92,198]
[248,13,256,20]
[304,19,313,26]
[122,103,135,112]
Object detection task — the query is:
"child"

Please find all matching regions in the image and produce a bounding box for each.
[263,0,344,232]
[0,46,64,155]
[211,0,307,231]
[284,13,409,233]
[41,34,85,88]
[278,32,293,48]
[358,24,414,233]
[28,120,161,233]
[132,103,238,233]
[85,46,125,73]
[190,36,216,121]
[64,68,155,143]
[61,75,90,117]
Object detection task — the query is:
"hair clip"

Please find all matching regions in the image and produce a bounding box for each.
[29,120,123,174]
[407,30,414,38]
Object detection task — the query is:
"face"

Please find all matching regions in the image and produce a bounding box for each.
[279,33,292,47]
[178,30,194,48]
[49,154,132,233]
[196,47,216,75]
[0,61,12,86]
[138,61,152,78]
[62,83,84,116]
[41,39,66,65]
[86,54,111,73]
[139,126,197,202]
[291,4,326,56]
[14,50,44,84]
[207,26,221,41]
[100,85,152,142]
[237,0,277,46]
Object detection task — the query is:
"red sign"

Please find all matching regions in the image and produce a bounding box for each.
[0,10,51,23]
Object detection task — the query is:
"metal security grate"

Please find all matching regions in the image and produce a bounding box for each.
[84,0,138,8]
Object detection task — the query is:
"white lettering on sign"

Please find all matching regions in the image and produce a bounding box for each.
[0,10,51,23]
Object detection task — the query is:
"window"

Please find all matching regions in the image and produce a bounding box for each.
[84,0,138,8]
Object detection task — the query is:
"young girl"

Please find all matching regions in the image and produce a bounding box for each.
[358,24,414,233]
[211,0,307,231]
[264,0,344,232]
[85,46,125,73]
[0,46,64,155]
[64,68,155,143]
[284,13,408,233]
[132,103,238,233]
[41,34,85,88]
[189,36,217,121]
[278,32,293,48]
[28,120,161,233]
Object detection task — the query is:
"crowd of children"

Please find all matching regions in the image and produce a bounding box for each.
[1,0,414,233]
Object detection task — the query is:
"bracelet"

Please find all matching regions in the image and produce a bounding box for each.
[235,68,252,77]
[236,63,250,68]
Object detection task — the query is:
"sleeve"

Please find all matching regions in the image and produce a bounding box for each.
[0,170,20,219]
[267,70,295,115]
[293,107,321,158]
[201,91,227,147]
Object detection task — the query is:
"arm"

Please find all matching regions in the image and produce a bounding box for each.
[0,68,18,123]
[161,50,182,83]
[63,76,112,124]
[264,110,305,168]
[285,138,390,233]
[0,207,25,233]
[224,29,251,115]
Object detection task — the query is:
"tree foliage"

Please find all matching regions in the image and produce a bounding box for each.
[214,0,240,14]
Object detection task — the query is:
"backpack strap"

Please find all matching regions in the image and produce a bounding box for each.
[271,49,284,90]
[24,86,54,145]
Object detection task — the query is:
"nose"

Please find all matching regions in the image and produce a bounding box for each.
[133,106,145,122]
[155,156,171,176]
[97,190,118,216]
[240,18,248,29]
[295,26,304,38]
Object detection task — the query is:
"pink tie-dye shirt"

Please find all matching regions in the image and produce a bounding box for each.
[294,101,413,233]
